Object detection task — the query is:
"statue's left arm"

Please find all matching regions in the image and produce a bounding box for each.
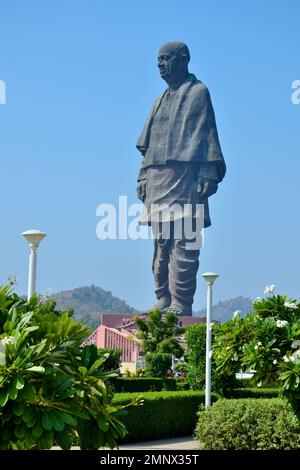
[194,85,226,199]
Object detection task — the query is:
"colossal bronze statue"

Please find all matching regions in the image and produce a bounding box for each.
[136,41,226,316]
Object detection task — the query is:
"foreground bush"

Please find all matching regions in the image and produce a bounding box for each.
[196,398,300,450]
[0,284,136,450]
[185,323,238,395]
[145,353,172,378]
[113,377,177,393]
[212,288,300,411]
[113,390,219,443]
[228,388,279,399]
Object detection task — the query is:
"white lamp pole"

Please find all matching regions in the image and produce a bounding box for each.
[202,272,219,407]
[22,230,47,301]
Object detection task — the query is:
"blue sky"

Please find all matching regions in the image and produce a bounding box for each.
[0,0,299,312]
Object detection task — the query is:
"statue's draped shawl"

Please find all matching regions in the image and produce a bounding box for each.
[136,73,226,182]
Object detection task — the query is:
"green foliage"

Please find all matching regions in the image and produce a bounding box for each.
[112,377,177,393]
[228,388,279,399]
[113,390,219,443]
[212,290,300,411]
[0,284,138,450]
[145,353,172,378]
[195,398,300,450]
[135,310,184,358]
[184,323,206,389]
[185,323,237,395]
[176,381,191,391]
[99,348,121,372]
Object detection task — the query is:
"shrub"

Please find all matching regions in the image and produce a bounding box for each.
[112,377,177,393]
[0,285,137,450]
[99,348,121,372]
[135,310,184,357]
[196,398,300,450]
[145,353,172,378]
[228,388,279,399]
[213,289,300,411]
[113,390,219,443]
[185,323,237,395]
[176,381,191,391]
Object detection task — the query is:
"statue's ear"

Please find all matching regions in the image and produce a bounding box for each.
[181,54,189,67]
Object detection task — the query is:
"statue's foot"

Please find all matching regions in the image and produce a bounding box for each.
[165,303,192,316]
[148,297,171,312]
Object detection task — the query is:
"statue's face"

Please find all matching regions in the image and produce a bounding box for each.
[157,47,185,82]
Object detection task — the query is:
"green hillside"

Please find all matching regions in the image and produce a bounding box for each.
[51,285,138,330]
[51,285,253,329]
[194,296,253,322]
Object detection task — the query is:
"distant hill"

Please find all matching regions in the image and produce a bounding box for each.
[194,296,253,323]
[51,286,253,329]
[51,285,138,330]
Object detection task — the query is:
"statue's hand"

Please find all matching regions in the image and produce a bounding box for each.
[197,176,218,199]
[137,180,147,202]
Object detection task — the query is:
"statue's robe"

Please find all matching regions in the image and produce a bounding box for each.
[136,73,226,228]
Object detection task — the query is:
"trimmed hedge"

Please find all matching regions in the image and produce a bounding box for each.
[113,390,219,443]
[176,381,191,391]
[112,377,177,393]
[229,388,279,399]
[196,398,300,450]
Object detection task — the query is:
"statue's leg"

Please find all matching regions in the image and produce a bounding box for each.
[151,222,172,309]
[168,226,200,316]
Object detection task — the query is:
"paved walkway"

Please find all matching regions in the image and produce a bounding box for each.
[119,436,199,450]
[53,436,199,451]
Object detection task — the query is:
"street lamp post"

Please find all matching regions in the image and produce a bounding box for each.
[22,230,47,301]
[202,272,219,407]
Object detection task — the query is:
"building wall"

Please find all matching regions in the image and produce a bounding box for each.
[84,324,138,363]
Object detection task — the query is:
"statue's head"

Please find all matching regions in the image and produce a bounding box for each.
[158,41,190,86]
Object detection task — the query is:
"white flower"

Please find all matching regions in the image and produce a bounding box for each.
[284,301,297,309]
[1,336,15,346]
[208,350,213,359]
[276,320,288,328]
[254,341,262,350]
[283,355,289,363]
[264,284,276,295]
[273,359,277,365]
[232,310,241,319]
[257,381,262,388]
[291,350,300,364]
[292,340,300,349]
[209,322,215,331]
[252,297,261,305]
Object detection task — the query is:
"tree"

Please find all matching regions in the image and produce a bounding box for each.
[134,309,184,358]
[184,323,237,394]
[213,286,300,412]
[0,284,139,450]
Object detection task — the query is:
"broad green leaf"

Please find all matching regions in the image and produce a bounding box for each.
[8,380,18,400]
[12,400,25,416]
[39,430,54,449]
[60,411,77,426]
[26,366,45,373]
[21,382,35,400]
[41,411,52,431]
[48,410,65,432]
[32,420,44,438]
[0,388,9,407]
[96,413,109,431]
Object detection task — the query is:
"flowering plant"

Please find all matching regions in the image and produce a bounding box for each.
[213,285,300,413]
